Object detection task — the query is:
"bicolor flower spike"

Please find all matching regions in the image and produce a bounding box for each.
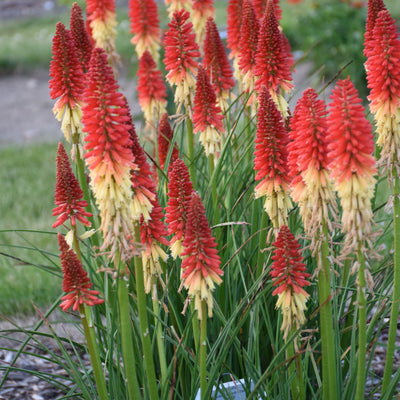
[288,88,337,243]
[49,22,85,144]
[203,17,235,109]
[86,0,120,69]
[192,0,215,49]
[193,65,225,157]
[254,0,293,116]
[181,192,223,320]
[254,87,292,229]
[165,0,192,17]
[327,78,377,254]
[58,233,103,312]
[82,48,137,261]
[53,143,92,229]
[365,9,400,175]
[137,50,167,124]
[271,225,310,340]
[158,113,179,171]
[129,0,161,61]
[165,158,194,258]
[70,3,93,73]
[163,9,200,113]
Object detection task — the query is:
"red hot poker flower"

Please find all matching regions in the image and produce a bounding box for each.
[129,0,161,61]
[58,233,103,312]
[253,0,282,20]
[165,158,194,258]
[158,113,179,171]
[137,50,167,124]
[181,192,223,320]
[53,143,92,229]
[49,22,85,144]
[203,17,235,109]
[254,87,292,228]
[363,0,387,58]
[327,78,376,252]
[226,0,243,58]
[193,65,225,156]
[271,225,310,339]
[192,0,215,48]
[365,9,400,173]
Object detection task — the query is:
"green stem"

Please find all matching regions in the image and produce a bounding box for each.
[382,170,400,394]
[286,335,305,400]
[208,154,220,225]
[79,304,109,400]
[199,301,208,400]
[152,283,168,389]
[117,277,142,400]
[134,250,160,400]
[355,247,367,400]
[256,211,269,280]
[186,118,196,187]
[191,302,200,353]
[318,226,338,400]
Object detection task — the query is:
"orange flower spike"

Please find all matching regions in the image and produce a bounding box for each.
[181,192,223,320]
[193,65,225,157]
[271,225,310,339]
[191,0,215,49]
[327,78,377,251]
[86,0,120,69]
[363,0,387,58]
[129,0,161,61]
[165,158,194,258]
[238,0,260,100]
[254,87,292,228]
[53,143,92,229]
[165,0,192,17]
[203,17,235,109]
[49,22,85,144]
[163,9,200,113]
[83,48,137,260]
[365,9,400,173]
[253,0,282,20]
[137,50,167,124]
[58,233,103,312]
[158,113,179,171]
[70,3,93,73]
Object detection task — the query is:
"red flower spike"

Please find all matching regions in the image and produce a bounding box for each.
[163,9,200,112]
[238,0,260,96]
[83,48,137,260]
[203,17,235,108]
[53,143,92,229]
[226,0,243,58]
[193,65,225,156]
[253,0,282,20]
[158,113,179,171]
[192,0,215,49]
[58,233,103,312]
[271,225,310,339]
[254,0,293,97]
[49,22,85,143]
[363,0,387,58]
[129,0,161,61]
[70,3,93,73]
[327,78,377,251]
[137,50,167,124]
[181,192,223,320]
[254,87,292,228]
[288,88,337,242]
[365,9,400,173]
[165,158,194,258]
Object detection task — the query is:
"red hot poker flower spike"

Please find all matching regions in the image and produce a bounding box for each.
[158,113,179,171]
[129,0,161,61]
[49,22,85,144]
[53,143,92,229]
[181,192,223,320]
[226,0,243,59]
[363,0,387,58]
[58,233,103,312]
[192,0,215,49]
[193,65,225,157]
[271,225,310,339]
[165,158,194,258]
[137,50,167,124]
[253,0,282,20]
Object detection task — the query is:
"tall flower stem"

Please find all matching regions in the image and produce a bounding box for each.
[79,304,109,400]
[318,225,338,400]
[208,154,220,225]
[199,300,208,400]
[186,117,196,187]
[355,246,367,400]
[382,168,400,394]
[134,227,160,400]
[256,211,269,279]
[286,334,305,400]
